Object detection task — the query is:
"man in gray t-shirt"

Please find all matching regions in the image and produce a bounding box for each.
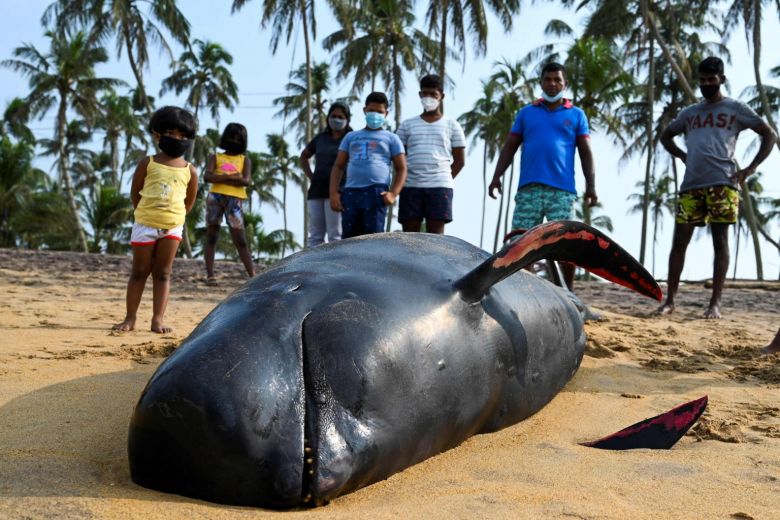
[657,57,776,319]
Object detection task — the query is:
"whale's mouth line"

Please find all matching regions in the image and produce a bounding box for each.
[300,312,317,507]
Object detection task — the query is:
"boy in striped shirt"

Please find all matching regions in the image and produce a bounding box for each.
[396,75,466,234]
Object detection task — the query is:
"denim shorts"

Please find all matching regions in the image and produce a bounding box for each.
[512,183,577,231]
[206,192,245,229]
[398,187,453,223]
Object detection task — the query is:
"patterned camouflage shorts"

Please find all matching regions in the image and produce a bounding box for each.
[676,185,739,226]
[206,192,245,229]
[512,183,577,231]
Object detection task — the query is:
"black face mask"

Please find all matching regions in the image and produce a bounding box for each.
[159,135,192,158]
[700,84,720,100]
[222,142,244,155]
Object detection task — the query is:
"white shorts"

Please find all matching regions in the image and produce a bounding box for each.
[130,223,183,246]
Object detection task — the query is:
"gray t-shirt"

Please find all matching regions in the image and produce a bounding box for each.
[668,97,764,192]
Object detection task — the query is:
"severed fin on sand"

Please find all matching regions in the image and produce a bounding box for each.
[581,396,708,450]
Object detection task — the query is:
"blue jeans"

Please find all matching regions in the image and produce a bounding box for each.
[341,185,388,238]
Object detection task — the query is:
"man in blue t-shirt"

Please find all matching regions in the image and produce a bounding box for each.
[488,62,596,290]
[330,91,407,238]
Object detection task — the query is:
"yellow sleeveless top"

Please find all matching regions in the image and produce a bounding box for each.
[134,156,191,229]
[210,153,247,199]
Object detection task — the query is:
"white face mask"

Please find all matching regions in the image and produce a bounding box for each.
[541,90,564,103]
[421,96,440,112]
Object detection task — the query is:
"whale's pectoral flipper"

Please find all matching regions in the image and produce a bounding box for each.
[454,220,663,303]
[581,395,708,450]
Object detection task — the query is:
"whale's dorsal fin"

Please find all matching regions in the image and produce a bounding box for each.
[453,221,663,303]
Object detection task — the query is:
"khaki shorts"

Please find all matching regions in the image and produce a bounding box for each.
[676,186,738,226]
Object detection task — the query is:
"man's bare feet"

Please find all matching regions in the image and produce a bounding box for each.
[112,317,136,332]
[654,302,675,316]
[151,320,173,334]
[703,304,722,319]
[760,330,780,355]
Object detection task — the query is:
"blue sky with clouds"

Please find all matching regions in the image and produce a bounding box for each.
[2,0,778,282]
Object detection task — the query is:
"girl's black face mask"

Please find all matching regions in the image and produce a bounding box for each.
[222,142,244,155]
[159,135,192,158]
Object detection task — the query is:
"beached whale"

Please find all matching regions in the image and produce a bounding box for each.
[127,220,661,508]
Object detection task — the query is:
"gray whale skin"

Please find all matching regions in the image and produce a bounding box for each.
[128,220,661,508]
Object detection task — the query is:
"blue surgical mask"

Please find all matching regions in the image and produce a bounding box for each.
[365,112,385,129]
[541,91,564,103]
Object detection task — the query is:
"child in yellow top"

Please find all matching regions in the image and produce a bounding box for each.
[203,123,254,284]
[113,106,199,333]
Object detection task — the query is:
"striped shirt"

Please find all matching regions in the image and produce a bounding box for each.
[396,115,466,188]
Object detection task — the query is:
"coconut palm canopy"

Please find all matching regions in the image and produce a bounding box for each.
[0,1,779,276]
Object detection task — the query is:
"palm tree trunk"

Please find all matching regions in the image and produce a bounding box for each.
[57,94,88,252]
[123,25,153,118]
[178,104,197,259]
[480,140,487,248]
[282,167,288,257]
[301,0,313,247]
[386,49,402,232]
[742,188,764,280]
[639,35,655,265]
[438,0,448,105]
[109,135,119,187]
[640,0,697,103]
[750,0,780,153]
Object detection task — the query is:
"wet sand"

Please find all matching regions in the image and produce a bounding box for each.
[1,248,778,519]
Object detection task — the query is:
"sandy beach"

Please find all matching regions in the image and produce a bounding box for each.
[1,247,778,519]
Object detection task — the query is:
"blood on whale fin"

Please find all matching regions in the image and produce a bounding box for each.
[580,395,708,450]
[454,220,663,303]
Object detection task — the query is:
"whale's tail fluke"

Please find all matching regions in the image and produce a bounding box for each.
[454,220,663,303]
[581,395,708,450]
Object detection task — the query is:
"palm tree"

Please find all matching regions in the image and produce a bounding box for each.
[160,39,239,125]
[259,133,305,255]
[0,136,48,247]
[424,0,521,96]
[2,98,36,144]
[3,30,123,252]
[232,0,316,144]
[244,212,300,261]
[723,0,780,153]
[458,80,504,248]
[273,61,334,147]
[44,0,191,117]
[628,173,674,274]
[79,184,133,253]
[246,150,283,214]
[95,92,145,187]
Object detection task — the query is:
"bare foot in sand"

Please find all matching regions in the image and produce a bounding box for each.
[654,303,675,316]
[760,329,780,355]
[152,320,173,334]
[112,317,136,332]
[151,320,173,334]
[704,304,722,319]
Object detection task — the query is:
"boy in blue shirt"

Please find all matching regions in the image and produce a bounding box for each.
[330,92,407,238]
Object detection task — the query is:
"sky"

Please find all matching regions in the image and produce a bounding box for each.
[1,0,779,282]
